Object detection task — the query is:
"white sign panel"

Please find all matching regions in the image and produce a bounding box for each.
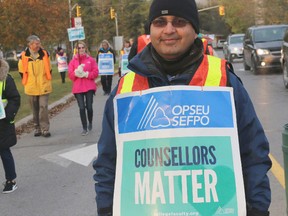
[120,54,129,76]
[0,95,6,119]
[74,17,82,28]
[113,86,246,216]
[67,27,85,42]
[98,53,114,75]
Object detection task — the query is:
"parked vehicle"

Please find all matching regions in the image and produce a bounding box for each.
[223,33,244,62]
[211,35,225,49]
[281,29,288,88]
[243,24,288,74]
[216,39,225,49]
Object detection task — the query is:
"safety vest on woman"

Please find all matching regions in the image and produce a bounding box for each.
[137,35,151,53]
[0,80,7,107]
[116,55,227,94]
[201,38,209,54]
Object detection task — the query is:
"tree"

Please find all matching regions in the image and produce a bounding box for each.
[0,0,69,53]
[116,0,150,41]
[218,0,288,34]
[219,0,255,33]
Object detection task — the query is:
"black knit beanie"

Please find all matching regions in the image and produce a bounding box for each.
[148,0,200,34]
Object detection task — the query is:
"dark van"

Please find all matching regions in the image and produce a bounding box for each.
[243,24,288,74]
[281,29,288,88]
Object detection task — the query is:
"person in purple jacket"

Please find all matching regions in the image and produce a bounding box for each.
[68,41,99,136]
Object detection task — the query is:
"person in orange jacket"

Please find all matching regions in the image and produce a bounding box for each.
[199,34,214,55]
[128,22,151,61]
[18,35,52,138]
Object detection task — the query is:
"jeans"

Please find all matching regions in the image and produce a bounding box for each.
[60,71,66,83]
[29,94,50,132]
[0,148,16,181]
[101,75,113,94]
[74,90,94,130]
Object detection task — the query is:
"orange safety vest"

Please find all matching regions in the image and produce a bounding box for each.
[117,55,227,94]
[137,35,151,53]
[201,38,209,55]
[21,50,51,85]
[208,45,214,56]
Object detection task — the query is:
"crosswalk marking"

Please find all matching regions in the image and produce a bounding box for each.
[59,143,98,166]
[40,143,98,167]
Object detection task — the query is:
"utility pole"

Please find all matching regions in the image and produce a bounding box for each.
[68,0,78,57]
[115,13,119,36]
[110,7,119,36]
[68,0,72,57]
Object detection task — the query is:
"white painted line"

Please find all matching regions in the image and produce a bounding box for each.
[59,143,98,167]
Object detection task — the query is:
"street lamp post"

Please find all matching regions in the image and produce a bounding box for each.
[115,13,119,36]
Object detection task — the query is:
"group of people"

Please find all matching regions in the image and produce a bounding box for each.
[0,35,131,193]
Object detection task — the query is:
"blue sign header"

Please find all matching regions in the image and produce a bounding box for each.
[116,89,233,134]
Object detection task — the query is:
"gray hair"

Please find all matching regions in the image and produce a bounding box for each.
[27,35,40,45]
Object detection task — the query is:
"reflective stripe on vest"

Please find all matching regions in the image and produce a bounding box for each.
[117,55,227,94]
[116,72,149,94]
[0,81,8,107]
[21,50,51,85]
[201,38,208,54]
[189,55,227,86]
[137,35,151,53]
[208,45,214,56]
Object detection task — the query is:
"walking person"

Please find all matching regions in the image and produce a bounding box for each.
[118,40,131,77]
[93,0,271,215]
[55,47,68,83]
[68,41,99,136]
[96,40,116,95]
[0,59,21,193]
[18,35,52,138]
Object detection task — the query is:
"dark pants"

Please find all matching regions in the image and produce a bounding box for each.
[74,90,94,130]
[29,94,50,132]
[101,75,113,94]
[0,148,16,181]
[60,72,66,83]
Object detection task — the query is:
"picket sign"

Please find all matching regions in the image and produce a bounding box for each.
[113,86,246,216]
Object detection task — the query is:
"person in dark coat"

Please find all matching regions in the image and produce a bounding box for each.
[0,59,21,193]
[96,40,116,95]
[93,0,271,215]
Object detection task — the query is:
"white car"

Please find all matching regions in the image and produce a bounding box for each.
[217,39,225,49]
[223,34,244,62]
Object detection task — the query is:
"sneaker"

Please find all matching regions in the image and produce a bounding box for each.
[3,181,17,194]
[42,131,51,138]
[81,129,88,136]
[34,129,42,137]
[88,123,92,131]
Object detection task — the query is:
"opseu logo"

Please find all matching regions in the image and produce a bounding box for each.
[137,96,210,130]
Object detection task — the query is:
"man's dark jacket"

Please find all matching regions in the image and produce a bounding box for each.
[0,59,21,150]
[93,39,271,216]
